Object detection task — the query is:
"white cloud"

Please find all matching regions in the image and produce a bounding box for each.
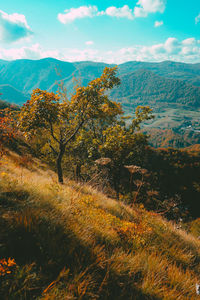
[0,44,60,60]
[134,0,166,17]
[164,37,180,54]
[195,13,200,24]
[58,1,167,24]
[182,38,195,45]
[154,20,163,27]
[58,5,134,23]
[0,10,32,43]
[104,38,200,63]
[1,37,200,64]
[85,41,94,46]
[57,6,98,24]
[63,48,100,61]
[0,44,100,62]
[105,5,134,20]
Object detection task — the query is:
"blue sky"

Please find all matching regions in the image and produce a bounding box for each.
[0,0,199,63]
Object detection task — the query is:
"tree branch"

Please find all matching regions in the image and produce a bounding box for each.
[48,141,58,155]
[63,119,85,146]
[49,119,59,143]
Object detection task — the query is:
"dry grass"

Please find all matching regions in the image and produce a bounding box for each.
[0,151,200,299]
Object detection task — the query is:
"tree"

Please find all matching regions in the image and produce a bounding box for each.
[18,67,120,183]
[92,106,153,198]
[63,104,153,196]
[65,98,123,181]
[68,105,153,198]
[0,108,16,157]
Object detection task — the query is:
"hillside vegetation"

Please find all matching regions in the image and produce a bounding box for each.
[0,151,200,299]
[143,128,200,148]
[109,69,200,107]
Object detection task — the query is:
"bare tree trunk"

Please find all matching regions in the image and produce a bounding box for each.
[75,163,81,182]
[56,144,65,184]
[113,168,121,200]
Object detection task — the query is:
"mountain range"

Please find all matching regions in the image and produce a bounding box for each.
[0,58,200,107]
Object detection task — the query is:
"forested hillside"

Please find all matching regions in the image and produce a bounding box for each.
[119,60,200,86]
[109,69,200,107]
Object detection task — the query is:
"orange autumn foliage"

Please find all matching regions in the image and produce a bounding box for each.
[0,108,15,157]
[0,258,16,276]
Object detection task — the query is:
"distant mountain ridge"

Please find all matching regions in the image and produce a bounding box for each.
[0,84,29,105]
[109,69,200,108]
[0,58,200,109]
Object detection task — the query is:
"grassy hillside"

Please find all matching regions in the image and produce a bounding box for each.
[142,128,200,148]
[183,144,200,153]
[0,151,200,299]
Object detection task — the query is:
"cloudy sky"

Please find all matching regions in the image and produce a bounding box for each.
[0,0,200,63]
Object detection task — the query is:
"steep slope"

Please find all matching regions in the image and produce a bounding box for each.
[183,143,200,153]
[142,128,200,148]
[0,151,200,299]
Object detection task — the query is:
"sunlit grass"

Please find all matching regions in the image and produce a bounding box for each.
[0,151,200,299]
